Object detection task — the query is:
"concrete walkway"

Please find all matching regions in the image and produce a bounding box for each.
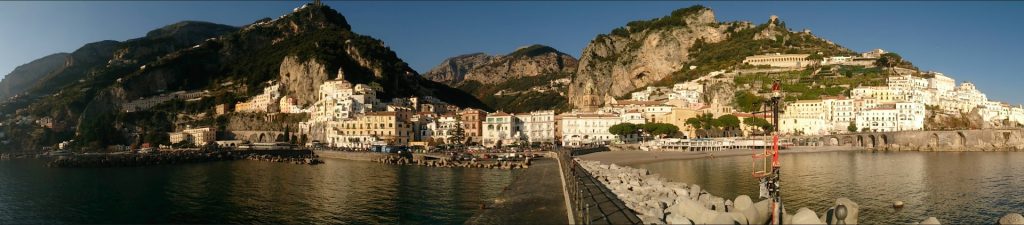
[465,159,568,225]
[571,160,643,225]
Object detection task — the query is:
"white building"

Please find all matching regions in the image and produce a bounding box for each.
[855,104,899,132]
[168,127,216,146]
[742,53,814,68]
[928,72,956,93]
[482,112,519,147]
[309,79,380,122]
[667,82,703,107]
[560,112,621,147]
[779,100,830,135]
[518,110,556,145]
[238,83,281,113]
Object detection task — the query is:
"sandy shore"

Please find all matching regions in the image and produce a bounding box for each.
[577,146,864,165]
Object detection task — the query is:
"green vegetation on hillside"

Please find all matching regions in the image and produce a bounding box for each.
[610,5,710,36]
[458,72,570,113]
[655,21,855,86]
[508,45,560,58]
[732,65,886,101]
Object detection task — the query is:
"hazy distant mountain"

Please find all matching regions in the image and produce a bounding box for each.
[0,53,69,99]
[424,44,577,112]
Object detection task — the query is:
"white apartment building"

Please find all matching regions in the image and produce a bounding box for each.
[482,112,518,147]
[856,105,899,132]
[823,97,855,132]
[888,74,929,90]
[895,102,926,131]
[518,110,556,144]
[560,112,621,147]
[668,82,703,107]
[851,86,904,103]
[168,127,216,145]
[238,83,281,113]
[620,110,645,124]
[429,114,460,144]
[928,72,956,93]
[309,79,380,122]
[779,100,830,135]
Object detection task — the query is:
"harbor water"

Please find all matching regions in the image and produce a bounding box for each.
[631,151,1024,224]
[0,158,513,224]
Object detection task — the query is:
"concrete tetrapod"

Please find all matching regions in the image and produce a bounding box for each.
[739,199,772,225]
[710,212,749,225]
[999,213,1024,225]
[665,214,694,225]
[918,216,941,225]
[792,207,825,225]
[733,195,754,212]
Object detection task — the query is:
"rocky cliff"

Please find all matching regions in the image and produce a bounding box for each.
[569,6,737,110]
[424,44,577,112]
[568,6,852,110]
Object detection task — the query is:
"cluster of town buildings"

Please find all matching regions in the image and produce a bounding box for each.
[149,49,1024,148]
[778,72,1024,135]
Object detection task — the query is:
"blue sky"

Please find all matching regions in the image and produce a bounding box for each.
[1,1,1022,104]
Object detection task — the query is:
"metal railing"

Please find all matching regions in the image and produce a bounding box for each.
[558,147,642,225]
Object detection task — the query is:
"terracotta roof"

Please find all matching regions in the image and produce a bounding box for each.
[490,112,511,117]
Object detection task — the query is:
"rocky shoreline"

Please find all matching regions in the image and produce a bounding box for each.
[576,159,1023,225]
[46,150,323,168]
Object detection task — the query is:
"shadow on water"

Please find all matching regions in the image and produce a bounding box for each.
[0,158,513,224]
[630,151,1024,224]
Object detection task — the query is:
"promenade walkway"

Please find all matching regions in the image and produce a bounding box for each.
[465,159,568,225]
[567,155,642,225]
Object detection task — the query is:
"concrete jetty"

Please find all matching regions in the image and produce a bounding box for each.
[465,159,567,225]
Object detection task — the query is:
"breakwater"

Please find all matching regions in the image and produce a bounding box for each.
[47,150,321,168]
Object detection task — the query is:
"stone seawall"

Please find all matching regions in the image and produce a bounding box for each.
[48,150,321,168]
[313,150,387,161]
[810,129,1024,151]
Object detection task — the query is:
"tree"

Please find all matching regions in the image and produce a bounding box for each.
[716,115,741,129]
[874,52,903,75]
[448,117,466,151]
[743,117,773,133]
[645,123,680,136]
[685,113,718,137]
[609,123,640,138]
[847,121,857,132]
[734,91,764,113]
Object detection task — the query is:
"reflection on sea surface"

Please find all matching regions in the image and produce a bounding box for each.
[631,151,1024,224]
[0,158,513,224]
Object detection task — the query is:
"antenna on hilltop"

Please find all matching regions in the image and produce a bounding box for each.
[313,0,322,7]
